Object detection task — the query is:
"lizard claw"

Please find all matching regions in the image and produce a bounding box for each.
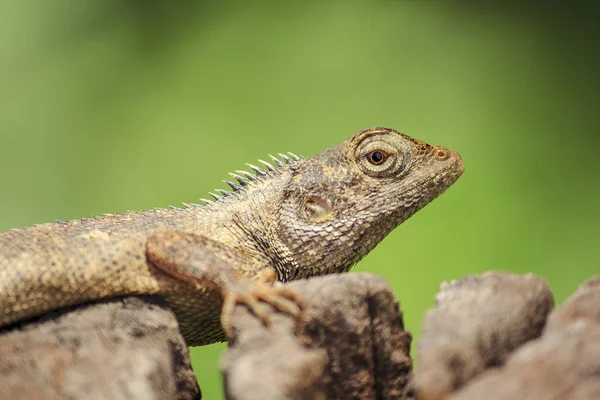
[221,281,303,338]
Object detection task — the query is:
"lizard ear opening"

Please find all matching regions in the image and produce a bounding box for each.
[301,195,333,222]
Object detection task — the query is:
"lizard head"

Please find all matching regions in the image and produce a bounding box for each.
[276,126,464,279]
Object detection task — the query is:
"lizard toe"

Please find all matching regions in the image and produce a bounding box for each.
[220,282,303,339]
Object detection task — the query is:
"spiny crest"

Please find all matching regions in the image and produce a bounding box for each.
[190,152,304,208]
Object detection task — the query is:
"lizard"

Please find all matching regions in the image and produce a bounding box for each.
[0,127,464,346]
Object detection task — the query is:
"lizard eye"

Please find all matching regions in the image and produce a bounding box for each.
[355,135,412,178]
[366,150,388,165]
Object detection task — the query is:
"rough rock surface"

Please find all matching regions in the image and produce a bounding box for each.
[415,271,554,400]
[2,272,598,400]
[221,273,414,400]
[450,277,600,400]
[0,297,201,400]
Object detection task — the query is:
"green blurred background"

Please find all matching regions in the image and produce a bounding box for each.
[1,1,598,398]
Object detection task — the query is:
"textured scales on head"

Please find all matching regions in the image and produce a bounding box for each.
[271,126,465,280]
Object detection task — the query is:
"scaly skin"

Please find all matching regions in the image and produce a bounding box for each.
[0,127,464,346]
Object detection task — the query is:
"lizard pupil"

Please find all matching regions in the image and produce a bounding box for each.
[367,150,386,165]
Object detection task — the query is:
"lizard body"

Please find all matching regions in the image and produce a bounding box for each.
[0,127,464,346]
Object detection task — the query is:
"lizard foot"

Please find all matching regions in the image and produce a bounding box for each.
[221,280,303,338]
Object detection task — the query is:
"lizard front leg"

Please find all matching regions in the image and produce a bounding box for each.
[145,231,301,338]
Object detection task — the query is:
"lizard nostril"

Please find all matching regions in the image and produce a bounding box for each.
[435,149,449,161]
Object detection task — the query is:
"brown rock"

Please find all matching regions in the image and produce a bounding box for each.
[450,276,600,400]
[545,276,600,331]
[0,297,200,400]
[415,271,554,400]
[221,273,414,400]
